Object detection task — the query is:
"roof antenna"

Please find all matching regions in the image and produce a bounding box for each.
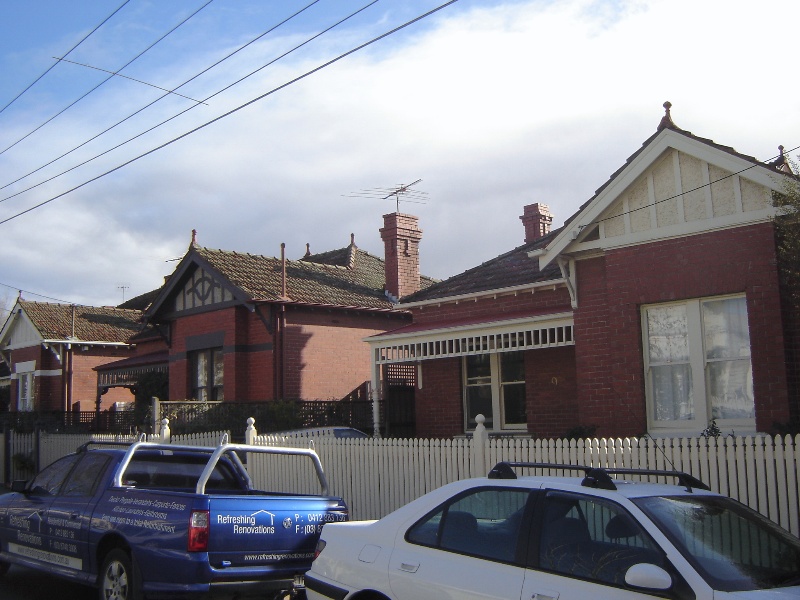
[343,179,428,212]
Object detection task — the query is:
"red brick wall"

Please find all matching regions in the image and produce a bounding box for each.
[574,223,789,437]
[169,307,272,401]
[283,307,407,400]
[71,349,134,411]
[415,358,462,438]
[167,304,408,402]
[413,347,577,439]
[526,346,578,438]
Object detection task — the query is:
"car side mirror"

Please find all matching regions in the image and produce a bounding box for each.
[11,480,28,493]
[625,563,672,591]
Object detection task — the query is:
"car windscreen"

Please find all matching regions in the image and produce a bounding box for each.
[633,495,800,591]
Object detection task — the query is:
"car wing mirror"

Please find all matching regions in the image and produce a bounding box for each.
[10,480,28,493]
[625,563,672,591]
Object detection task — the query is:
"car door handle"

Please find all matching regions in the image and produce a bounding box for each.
[532,591,559,600]
[399,562,419,573]
[70,512,81,520]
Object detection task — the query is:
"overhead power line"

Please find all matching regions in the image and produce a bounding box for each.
[52,56,208,105]
[0,0,325,195]
[0,0,132,116]
[0,280,76,305]
[0,0,460,225]
[0,0,215,157]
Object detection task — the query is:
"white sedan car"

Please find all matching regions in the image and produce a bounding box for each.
[305,462,800,600]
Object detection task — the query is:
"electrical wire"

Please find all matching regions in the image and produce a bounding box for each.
[0,0,460,226]
[51,56,208,105]
[0,0,324,194]
[0,0,132,116]
[0,0,216,157]
[0,280,76,305]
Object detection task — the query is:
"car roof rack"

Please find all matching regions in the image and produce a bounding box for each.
[487,461,709,492]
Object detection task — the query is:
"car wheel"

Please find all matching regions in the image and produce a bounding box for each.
[0,560,9,577]
[99,548,142,600]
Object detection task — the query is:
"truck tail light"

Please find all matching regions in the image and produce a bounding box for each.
[188,510,209,552]
[313,539,326,560]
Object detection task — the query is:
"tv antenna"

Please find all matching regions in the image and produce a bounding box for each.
[117,284,130,303]
[343,179,428,212]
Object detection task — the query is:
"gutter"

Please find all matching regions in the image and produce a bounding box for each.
[398,278,568,309]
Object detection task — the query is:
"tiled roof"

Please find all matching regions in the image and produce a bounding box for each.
[20,301,141,343]
[400,229,562,303]
[118,287,162,311]
[195,245,395,309]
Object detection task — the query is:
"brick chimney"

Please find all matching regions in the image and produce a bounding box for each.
[520,203,553,243]
[380,212,422,301]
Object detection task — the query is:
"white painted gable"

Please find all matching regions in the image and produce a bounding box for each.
[538,126,788,269]
[0,304,43,350]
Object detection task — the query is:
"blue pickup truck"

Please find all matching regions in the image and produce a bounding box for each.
[0,436,348,599]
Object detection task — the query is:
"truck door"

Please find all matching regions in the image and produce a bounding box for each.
[45,452,111,577]
[2,454,81,571]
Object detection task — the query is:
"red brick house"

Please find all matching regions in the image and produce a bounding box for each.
[107,220,433,406]
[368,104,797,439]
[0,300,141,412]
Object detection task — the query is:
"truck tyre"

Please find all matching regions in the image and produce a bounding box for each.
[99,548,142,600]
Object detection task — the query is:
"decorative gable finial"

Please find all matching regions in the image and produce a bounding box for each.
[657,101,678,131]
[191,229,198,248]
[305,243,311,257]
[770,145,794,173]
[350,233,356,247]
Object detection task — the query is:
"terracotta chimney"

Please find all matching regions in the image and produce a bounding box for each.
[380,212,422,301]
[520,203,553,243]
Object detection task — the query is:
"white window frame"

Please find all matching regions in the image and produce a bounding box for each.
[462,351,527,432]
[642,294,755,435]
[15,361,35,412]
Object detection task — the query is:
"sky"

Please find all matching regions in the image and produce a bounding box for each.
[1,0,799,318]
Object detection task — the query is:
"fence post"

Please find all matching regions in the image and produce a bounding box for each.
[160,418,171,444]
[470,414,488,478]
[245,417,257,445]
[151,397,160,435]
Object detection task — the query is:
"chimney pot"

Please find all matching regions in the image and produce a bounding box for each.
[520,203,553,243]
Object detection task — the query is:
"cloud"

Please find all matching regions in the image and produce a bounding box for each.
[1,0,798,312]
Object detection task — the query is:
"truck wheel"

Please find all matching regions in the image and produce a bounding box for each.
[99,548,141,600]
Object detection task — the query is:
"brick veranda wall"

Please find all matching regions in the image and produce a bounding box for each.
[574,223,790,437]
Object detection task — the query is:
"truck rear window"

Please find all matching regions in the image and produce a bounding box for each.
[124,454,243,491]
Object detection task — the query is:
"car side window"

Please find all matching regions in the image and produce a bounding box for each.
[27,454,82,495]
[537,491,665,586]
[61,453,110,496]
[407,487,530,564]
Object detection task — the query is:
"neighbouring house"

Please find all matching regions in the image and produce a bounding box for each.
[368,103,798,439]
[0,300,142,412]
[96,217,434,418]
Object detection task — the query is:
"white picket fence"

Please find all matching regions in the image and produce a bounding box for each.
[250,425,800,536]
[2,418,798,537]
